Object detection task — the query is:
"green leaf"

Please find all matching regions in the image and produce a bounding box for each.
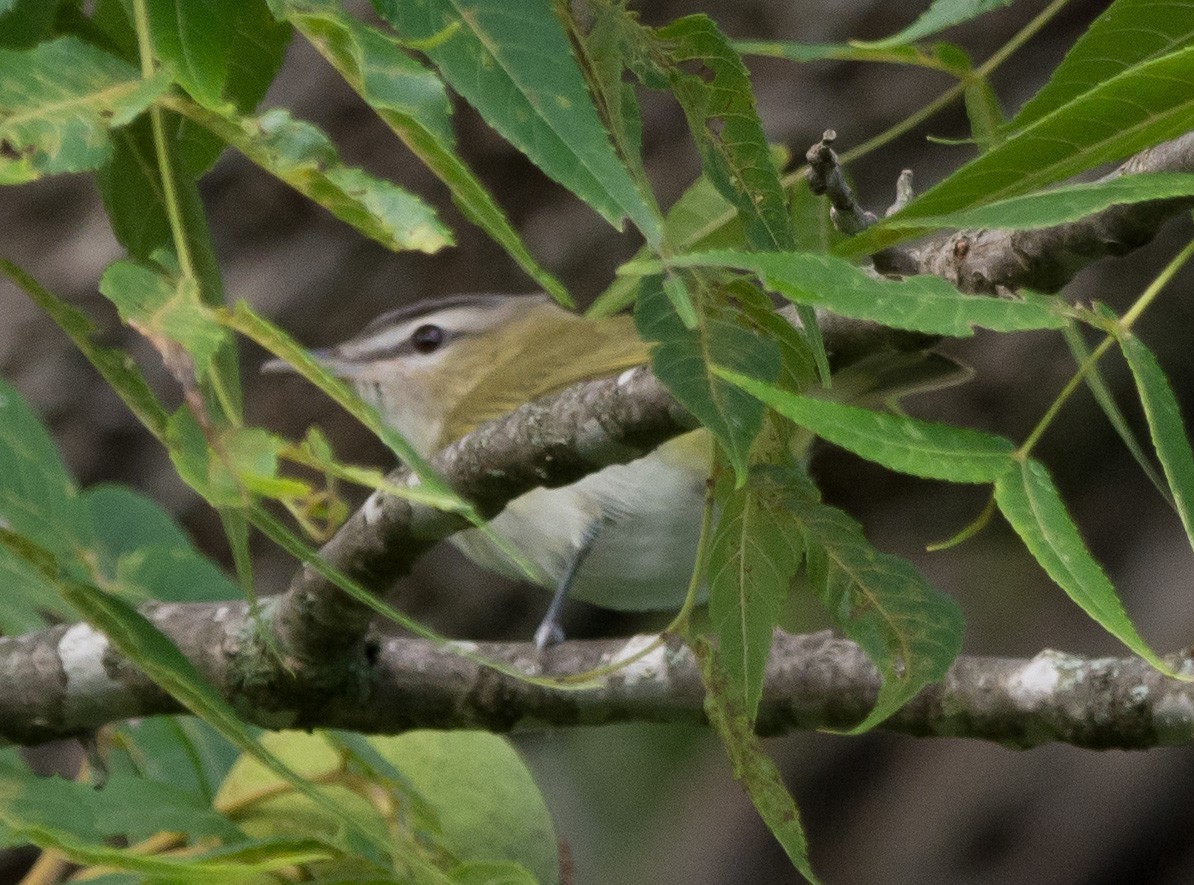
[0,378,94,563]
[370,732,558,883]
[1008,0,1194,133]
[695,639,819,882]
[635,276,780,481]
[94,773,243,843]
[708,470,804,718]
[852,0,1016,49]
[373,0,661,243]
[0,259,169,440]
[0,0,56,49]
[787,474,965,732]
[962,73,1004,151]
[94,118,241,426]
[590,172,745,318]
[172,103,453,254]
[658,249,1065,335]
[0,552,75,633]
[580,1,649,186]
[280,2,568,303]
[109,717,240,805]
[99,258,229,378]
[85,485,241,604]
[0,36,171,182]
[0,754,327,878]
[847,45,1194,255]
[1064,323,1172,503]
[1120,333,1194,555]
[58,582,399,861]
[994,458,1176,674]
[147,0,239,106]
[735,40,944,67]
[178,1,294,174]
[883,173,1194,231]
[656,15,793,253]
[717,368,1017,482]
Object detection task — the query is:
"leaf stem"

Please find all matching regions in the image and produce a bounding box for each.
[131,0,196,284]
[1018,236,1194,458]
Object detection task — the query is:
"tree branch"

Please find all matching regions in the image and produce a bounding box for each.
[4,134,1194,747]
[5,614,1194,750]
[878,132,1194,289]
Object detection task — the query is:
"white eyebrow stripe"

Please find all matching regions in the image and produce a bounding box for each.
[333,301,531,361]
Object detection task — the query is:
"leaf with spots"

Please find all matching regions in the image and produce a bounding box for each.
[785,469,964,732]
[653,15,793,253]
[708,468,804,719]
[0,37,171,183]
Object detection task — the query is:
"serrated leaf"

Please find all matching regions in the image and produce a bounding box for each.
[1120,332,1194,554]
[847,45,1194,255]
[787,474,965,732]
[0,37,171,182]
[173,103,452,254]
[635,276,780,481]
[695,639,819,882]
[99,259,228,378]
[373,0,660,243]
[994,458,1176,674]
[1008,0,1194,133]
[883,173,1194,231]
[852,0,1015,50]
[660,249,1065,335]
[1064,323,1172,504]
[717,368,1017,482]
[656,15,793,253]
[708,471,804,718]
[280,2,568,302]
[147,0,239,106]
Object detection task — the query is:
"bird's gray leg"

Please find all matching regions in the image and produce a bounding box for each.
[533,519,602,649]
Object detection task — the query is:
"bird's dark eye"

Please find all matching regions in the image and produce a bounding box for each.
[411,324,445,354]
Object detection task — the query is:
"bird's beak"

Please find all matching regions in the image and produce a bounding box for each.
[261,348,355,377]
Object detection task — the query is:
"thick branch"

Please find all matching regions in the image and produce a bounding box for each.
[4,615,1194,750]
[882,132,1194,290]
[6,133,1194,748]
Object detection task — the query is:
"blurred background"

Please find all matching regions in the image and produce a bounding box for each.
[4,0,1194,882]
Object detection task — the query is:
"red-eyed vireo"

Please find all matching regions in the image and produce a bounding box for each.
[268,293,967,646]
